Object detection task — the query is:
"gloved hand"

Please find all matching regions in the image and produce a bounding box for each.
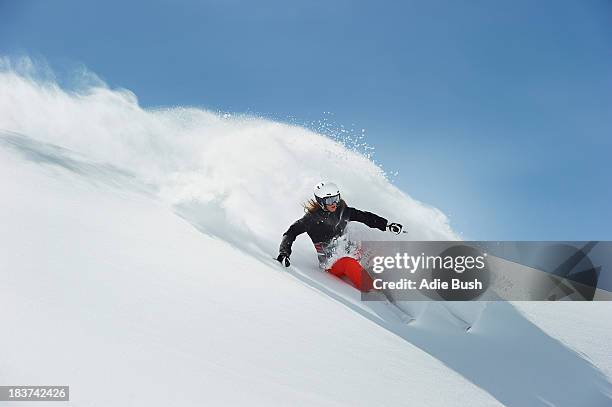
[387,222,403,235]
[276,253,291,267]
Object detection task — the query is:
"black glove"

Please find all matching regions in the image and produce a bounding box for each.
[387,222,403,235]
[276,253,290,267]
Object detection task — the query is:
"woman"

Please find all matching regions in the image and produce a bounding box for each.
[276,182,403,292]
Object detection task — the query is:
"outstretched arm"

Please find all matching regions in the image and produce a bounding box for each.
[347,207,403,234]
[279,218,307,257]
[347,207,388,231]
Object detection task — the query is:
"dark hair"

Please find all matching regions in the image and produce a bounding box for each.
[303,199,320,214]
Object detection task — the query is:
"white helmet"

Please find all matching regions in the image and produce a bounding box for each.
[314,182,341,208]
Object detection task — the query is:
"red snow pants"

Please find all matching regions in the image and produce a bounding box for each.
[327,257,373,292]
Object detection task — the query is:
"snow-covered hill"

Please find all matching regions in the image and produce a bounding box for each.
[1,60,611,406]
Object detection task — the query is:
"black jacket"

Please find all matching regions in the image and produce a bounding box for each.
[279,200,388,257]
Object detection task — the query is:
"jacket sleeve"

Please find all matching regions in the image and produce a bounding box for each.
[279,217,307,257]
[348,207,388,231]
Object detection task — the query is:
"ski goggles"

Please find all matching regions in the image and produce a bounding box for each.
[320,194,340,205]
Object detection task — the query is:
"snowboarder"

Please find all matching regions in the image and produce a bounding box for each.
[276,182,403,292]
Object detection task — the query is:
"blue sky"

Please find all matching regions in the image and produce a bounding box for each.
[1,0,610,240]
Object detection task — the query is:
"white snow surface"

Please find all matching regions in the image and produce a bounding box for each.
[1,60,611,406]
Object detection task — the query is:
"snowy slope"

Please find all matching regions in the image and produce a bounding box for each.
[1,59,611,406]
[0,145,501,407]
[513,302,612,380]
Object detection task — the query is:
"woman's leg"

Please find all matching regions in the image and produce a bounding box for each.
[327,257,373,292]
